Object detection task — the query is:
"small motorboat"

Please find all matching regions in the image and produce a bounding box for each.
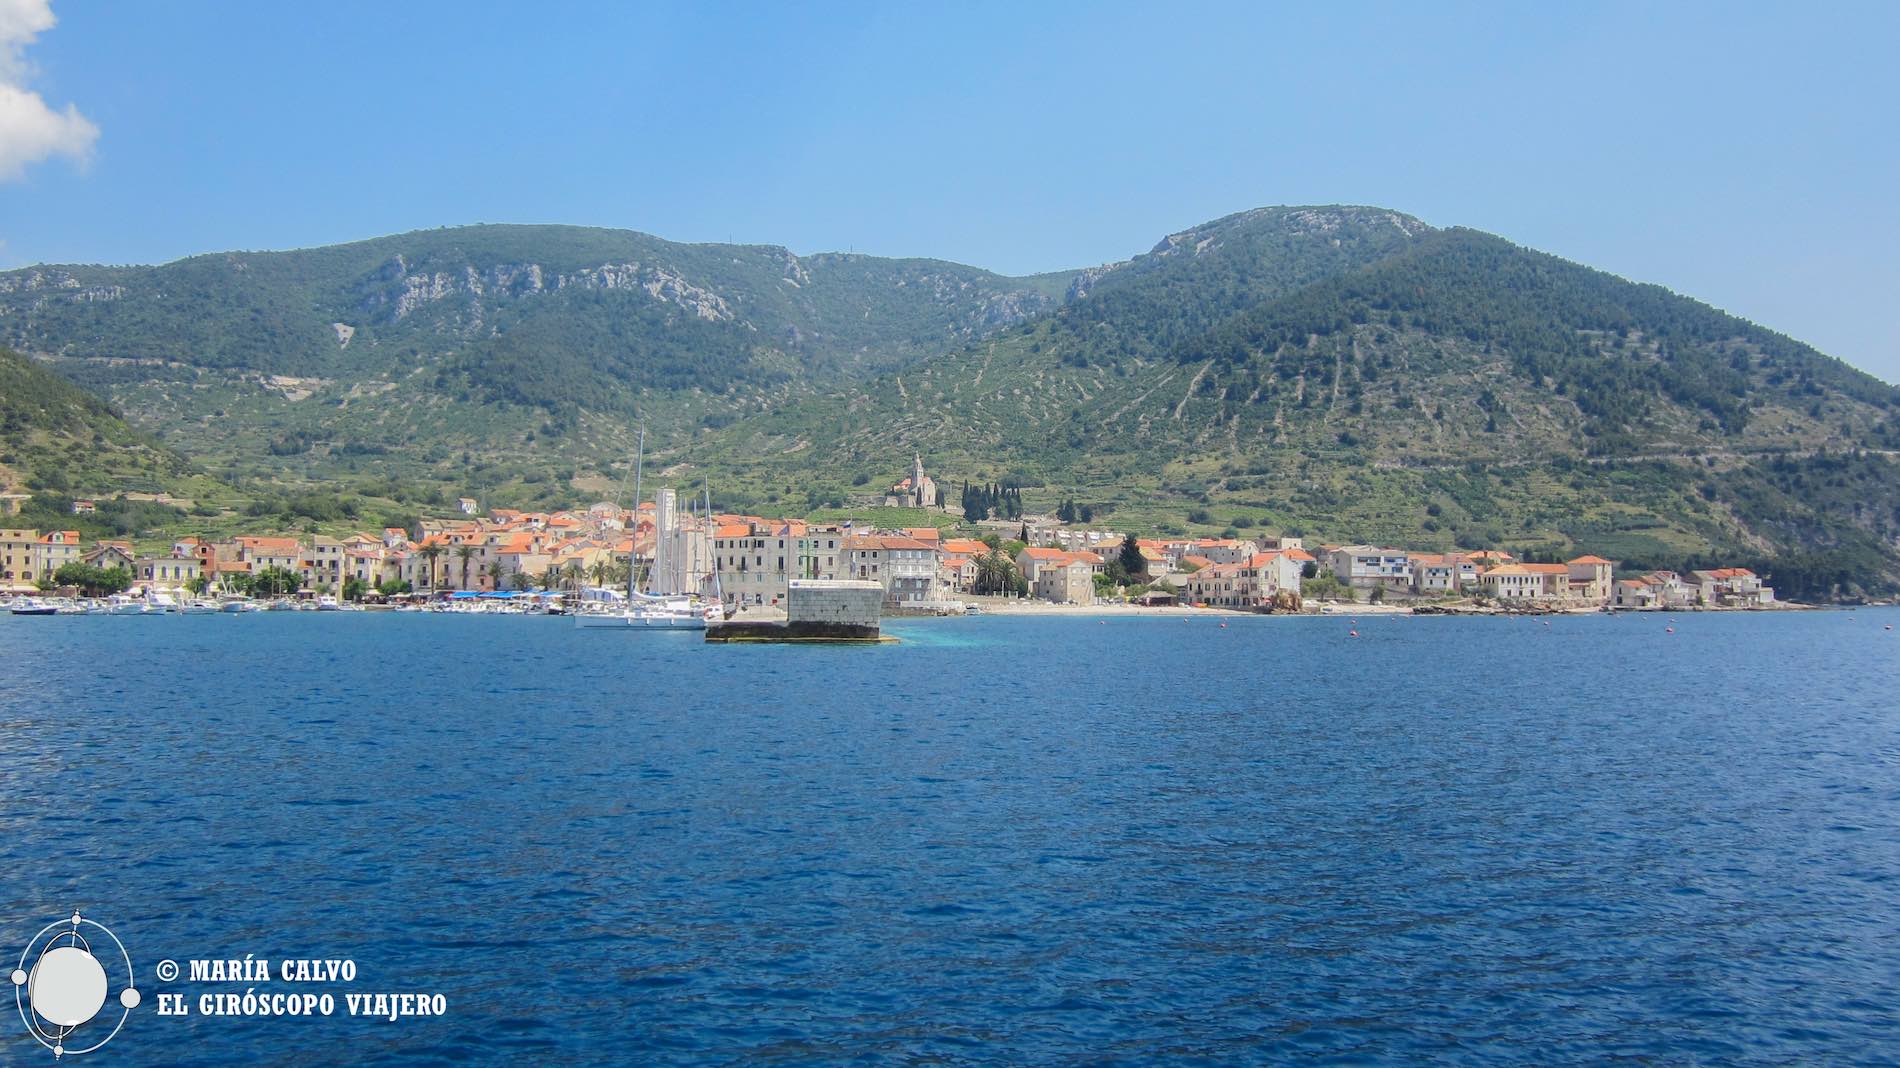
[104,594,157,615]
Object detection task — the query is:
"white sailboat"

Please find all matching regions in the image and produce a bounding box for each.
[577,428,716,631]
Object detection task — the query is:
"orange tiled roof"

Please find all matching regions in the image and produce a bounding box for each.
[1567,555,1612,565]
[495,533,541,555]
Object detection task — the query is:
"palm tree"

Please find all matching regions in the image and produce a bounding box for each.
[561,561,582,591]
[418,544,444,591]
[484,560,504,591]
[974,549,1019,596]
[587,559,611,588]
[455,545,477,591]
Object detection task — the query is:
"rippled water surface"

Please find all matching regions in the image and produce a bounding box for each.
[2,610,1897,1064]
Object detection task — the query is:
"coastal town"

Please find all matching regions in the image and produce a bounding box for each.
[2,456,1781,615]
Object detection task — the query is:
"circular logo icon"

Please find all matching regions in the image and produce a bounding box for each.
[12,911,138,1059]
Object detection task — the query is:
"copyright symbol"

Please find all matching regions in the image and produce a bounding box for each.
[155,959,179,982]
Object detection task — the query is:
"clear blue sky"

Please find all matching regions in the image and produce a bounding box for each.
[4,1,1898,381]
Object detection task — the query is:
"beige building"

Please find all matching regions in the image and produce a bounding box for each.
[1,528,37,592]
[845,535,942,607]
[713,521,848,606]
[36,530,83,582]
[137,556,203,591]
[1014,546,1071,587]
[84,542,138,575]
[1181,550,1309,608]
[231,536,303,573]
[1565,556,1615,605]
[1688,567,1775,607]
[1484,558,1615,604]
[302,535,347,591]
[1032,557,1095,606]
[1480,564,1549,601]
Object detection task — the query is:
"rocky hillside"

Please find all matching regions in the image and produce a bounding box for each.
[700,213,1900,598]
[0,225,1072,496]
[4,207,1898,597]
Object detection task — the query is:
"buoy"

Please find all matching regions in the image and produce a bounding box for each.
[1219,622,1227,629]
[1666,626,1675,634]
[1348,629,1359,637]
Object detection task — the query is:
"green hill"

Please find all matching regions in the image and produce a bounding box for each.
[0,345,195,497]
[698,215,1900,598]
[0,225,1072,503]
[4,208,1898,597]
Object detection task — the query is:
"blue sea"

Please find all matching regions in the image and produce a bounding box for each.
[2,610,1897,1065]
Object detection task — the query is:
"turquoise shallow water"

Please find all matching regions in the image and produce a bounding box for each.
[2,609,1897,1064]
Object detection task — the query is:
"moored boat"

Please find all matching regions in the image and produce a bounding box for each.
[575,427,722,633]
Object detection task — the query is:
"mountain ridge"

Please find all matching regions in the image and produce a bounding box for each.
[3,206,1897,596]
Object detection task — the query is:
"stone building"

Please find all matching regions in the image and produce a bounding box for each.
[886,455,939,509]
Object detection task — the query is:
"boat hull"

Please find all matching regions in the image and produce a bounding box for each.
[575,611,708,630]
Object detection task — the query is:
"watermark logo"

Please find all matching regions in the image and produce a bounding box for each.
[11,911,138,1060]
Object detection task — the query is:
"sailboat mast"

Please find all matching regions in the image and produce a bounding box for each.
[630,426,644,601]
[704,485,722,604]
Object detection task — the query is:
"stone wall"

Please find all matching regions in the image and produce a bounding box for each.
[788,580,883,625]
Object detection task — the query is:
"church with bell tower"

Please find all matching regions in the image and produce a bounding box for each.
[886,454,939,509]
